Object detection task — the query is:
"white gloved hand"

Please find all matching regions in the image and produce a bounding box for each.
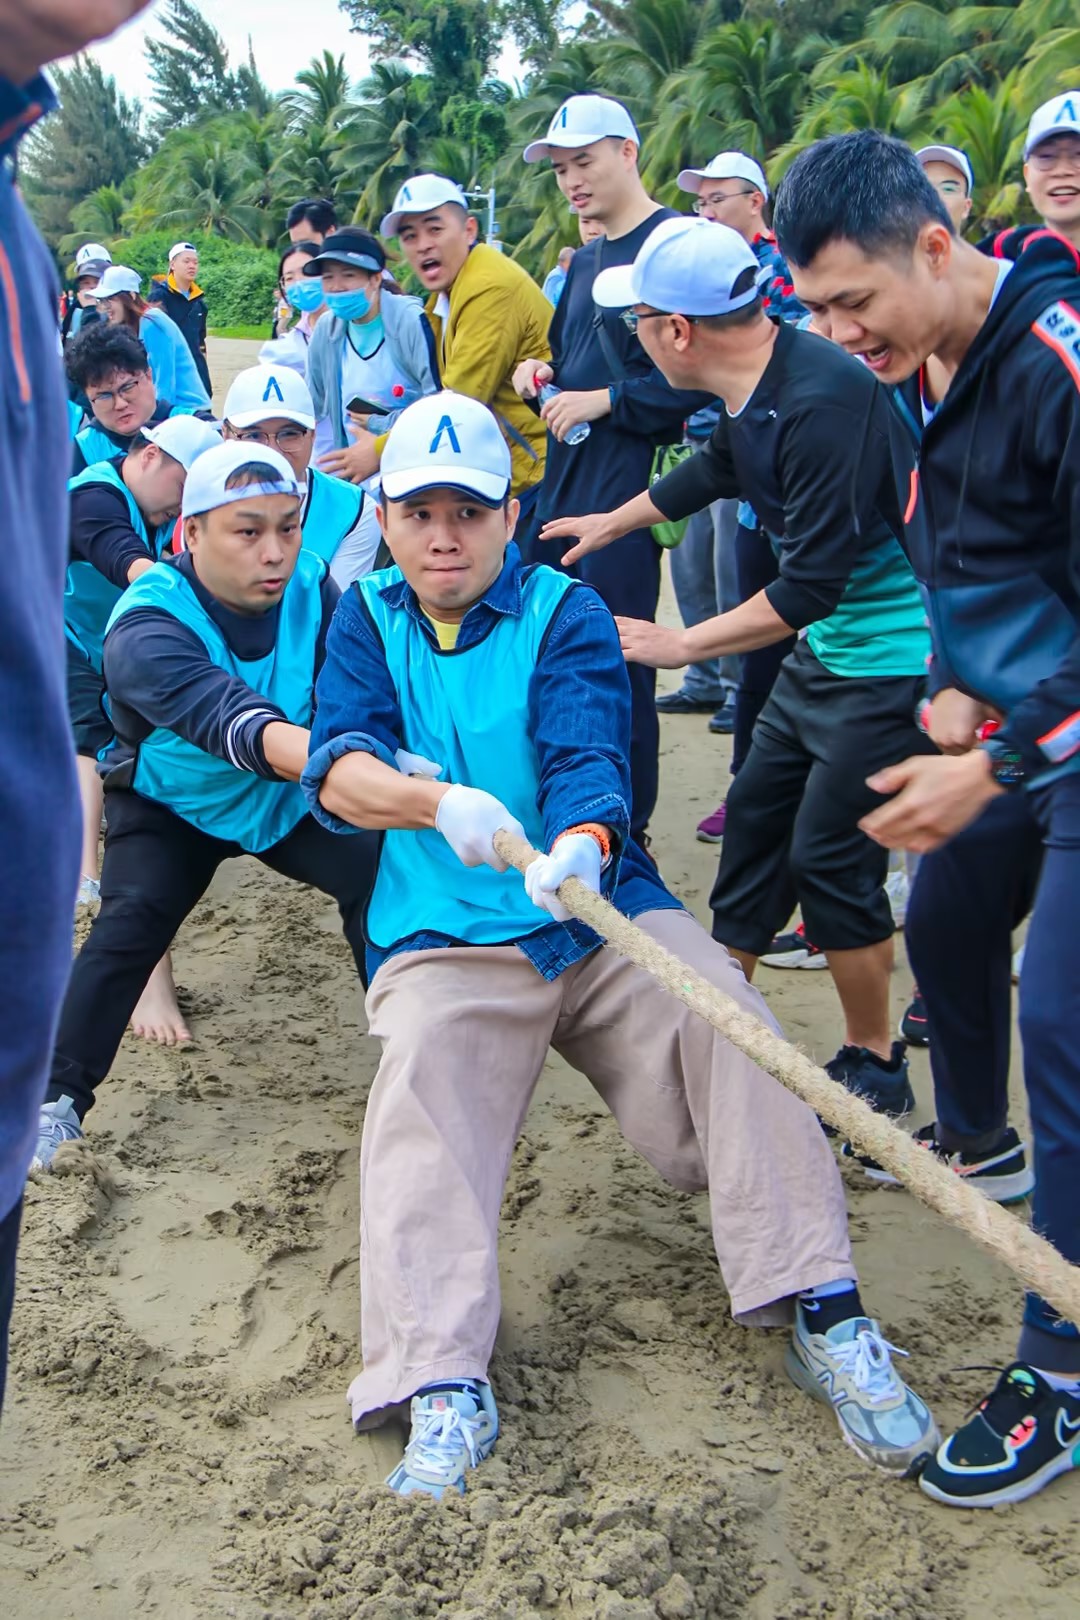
[524,832,602,922]
[434,783,526,871]
[395,748,444,779]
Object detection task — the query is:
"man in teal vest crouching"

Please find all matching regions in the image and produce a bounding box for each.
[302,390,938,1499]
[221,364,382,591]
[35,442,378,1171]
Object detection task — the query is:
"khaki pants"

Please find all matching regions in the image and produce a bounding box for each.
[349,909,853,1427]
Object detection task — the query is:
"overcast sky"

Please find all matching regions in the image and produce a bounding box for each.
[65,0,522,110]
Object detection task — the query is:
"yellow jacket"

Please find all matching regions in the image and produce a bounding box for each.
[425,244,551,496]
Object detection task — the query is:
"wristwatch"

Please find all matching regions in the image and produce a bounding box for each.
[978,736,1025,791]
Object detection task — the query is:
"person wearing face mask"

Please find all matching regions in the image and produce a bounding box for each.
[260,241,336,463]
[305,228,438,485]
[220,364,381,589]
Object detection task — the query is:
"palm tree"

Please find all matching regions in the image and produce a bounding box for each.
[61,184,129,257]
[777,59,927,173]
[935,70,1032,230]
[588,0,732,123]
[281,51,351,133]
[335,62,441,229]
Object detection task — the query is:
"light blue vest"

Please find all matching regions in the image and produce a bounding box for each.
[65,460,172,671]
[106,552,326,852]
[67,399,84,439]
[75,422,122,466]
[301,467,365,566]
[362,563,578,951]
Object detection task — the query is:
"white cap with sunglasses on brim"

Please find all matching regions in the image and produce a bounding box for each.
[380,391,512,506]
[379,175,470,239]
[181,442,304,520]
[89,264,142,298]
[915,145,974,193]
[223,365,316,431]
[523,94,639,163]
[140,415,221,471]
[1024,91,1080,158]
[593,215,761,318]
[677,151,769,200]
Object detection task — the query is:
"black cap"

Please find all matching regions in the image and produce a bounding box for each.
[302,228,386,276]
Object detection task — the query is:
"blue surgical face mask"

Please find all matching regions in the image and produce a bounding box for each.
[286,278,324,313]
[325,287,371,322]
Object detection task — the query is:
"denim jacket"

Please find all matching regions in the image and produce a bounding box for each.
[302,544,678,978]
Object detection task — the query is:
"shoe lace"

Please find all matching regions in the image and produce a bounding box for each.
[953,1364,1040,1435]
[408,1403,484,1472]
[831,1327,908,1405]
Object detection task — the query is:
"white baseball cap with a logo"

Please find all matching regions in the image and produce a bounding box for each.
[677,152,769,200]
[224,365,316,431]
[75,242,112,275]
[380,174,470,238]
[181,442,302,520]
[88,264,142,299]
[1025,92,1080,158]
[141,415,222,472]
[523,95,639,163]
[381,391,512,505]
[915,145,974,192]
[593,216,761,318]
[168,241,198,261]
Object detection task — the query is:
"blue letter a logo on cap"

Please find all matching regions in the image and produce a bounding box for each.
[558,105,568,128]
[1054,97,1078,126]
[262,374,285,405]
[429,414,461,455]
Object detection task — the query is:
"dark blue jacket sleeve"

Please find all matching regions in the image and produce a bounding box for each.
[529,585,632,860]
[69,482,152,587]
[302,587,405,831]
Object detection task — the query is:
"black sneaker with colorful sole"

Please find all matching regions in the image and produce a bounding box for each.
[843,1123,1035,1203]
[919,1363,1080,1508]
[899,988,929,1046]
[822,1041,915,1136]
[760,923,828,970]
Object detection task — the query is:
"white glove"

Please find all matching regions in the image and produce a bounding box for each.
[434,783,526,871]
[395,748,443,779]
[524,832,602,922]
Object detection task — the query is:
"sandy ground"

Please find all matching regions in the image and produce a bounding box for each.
[1,340,1075,1620]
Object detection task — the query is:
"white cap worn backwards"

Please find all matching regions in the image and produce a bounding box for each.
[168,241,198,261]
[1025,91,1080,158]
[89,264,142,298]
[380,174,470,238]
[224,365,316,431]
[380,391,512,506]
[181,442,303,520]
[523,94,639,164]
[677,151,769,199]
[915,145,974,192]
[593,216,761,318]
[75,242,112,274]
[141,415,221,471]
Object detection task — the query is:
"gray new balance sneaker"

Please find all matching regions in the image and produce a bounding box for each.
[786,1304,939,1474]
[31,1095,83,1172]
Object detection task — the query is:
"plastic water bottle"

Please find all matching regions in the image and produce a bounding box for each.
[538,383,591,445]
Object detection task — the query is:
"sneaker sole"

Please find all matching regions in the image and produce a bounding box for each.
[784,1343,940,1476]
[919,1449,1077,1509]
[386,1429,498,1497]
[695,830,725,844]
[760,952,829,970]
[861,1161,1035,1203]
[897,1017,929,1047]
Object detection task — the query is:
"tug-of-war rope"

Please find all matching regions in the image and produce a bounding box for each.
[494,828,1080,1328]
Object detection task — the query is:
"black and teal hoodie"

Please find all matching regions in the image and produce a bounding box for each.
[893,227,1080,785]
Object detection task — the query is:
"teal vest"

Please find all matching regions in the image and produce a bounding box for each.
[65,461,172,671]
[67,399,84,439]
[301,467,365,566]
[106,552,326,852]
[362,563,578,950]
[76,422,124,467]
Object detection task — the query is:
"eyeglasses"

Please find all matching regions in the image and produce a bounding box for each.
[693,187,756,214]
[619,309,689,333]
[89,378,143,407]
[232,425,311,448]
[1029,141,1080,171]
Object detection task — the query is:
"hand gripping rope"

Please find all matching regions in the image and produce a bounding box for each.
[493,829,1080,1328]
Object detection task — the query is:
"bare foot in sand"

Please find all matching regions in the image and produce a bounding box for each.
[131,952,191,1046]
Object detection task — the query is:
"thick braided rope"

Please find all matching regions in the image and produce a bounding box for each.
[494,828,1080,1327]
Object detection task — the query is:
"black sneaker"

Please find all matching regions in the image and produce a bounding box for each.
[899,987,929,1046]
[655,689,719,714]
[825,1041,915,1118]
[920,1363,1080,1508]
[760,923,828,970]
[708,704,734,735]
[844,1123,1034,1203]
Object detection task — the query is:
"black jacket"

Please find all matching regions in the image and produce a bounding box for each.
[147,273,211,394]
[892,227,1080,782]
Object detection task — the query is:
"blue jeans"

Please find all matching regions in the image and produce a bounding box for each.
[0,1198,22,1416]
[668,497,740,705]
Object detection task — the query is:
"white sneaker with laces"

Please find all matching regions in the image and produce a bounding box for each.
[31,1094,84,1172]
[385,1380,499,1498]
[786,1305,939,1474]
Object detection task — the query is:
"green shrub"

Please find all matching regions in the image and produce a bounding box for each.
[107,230,280,329]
